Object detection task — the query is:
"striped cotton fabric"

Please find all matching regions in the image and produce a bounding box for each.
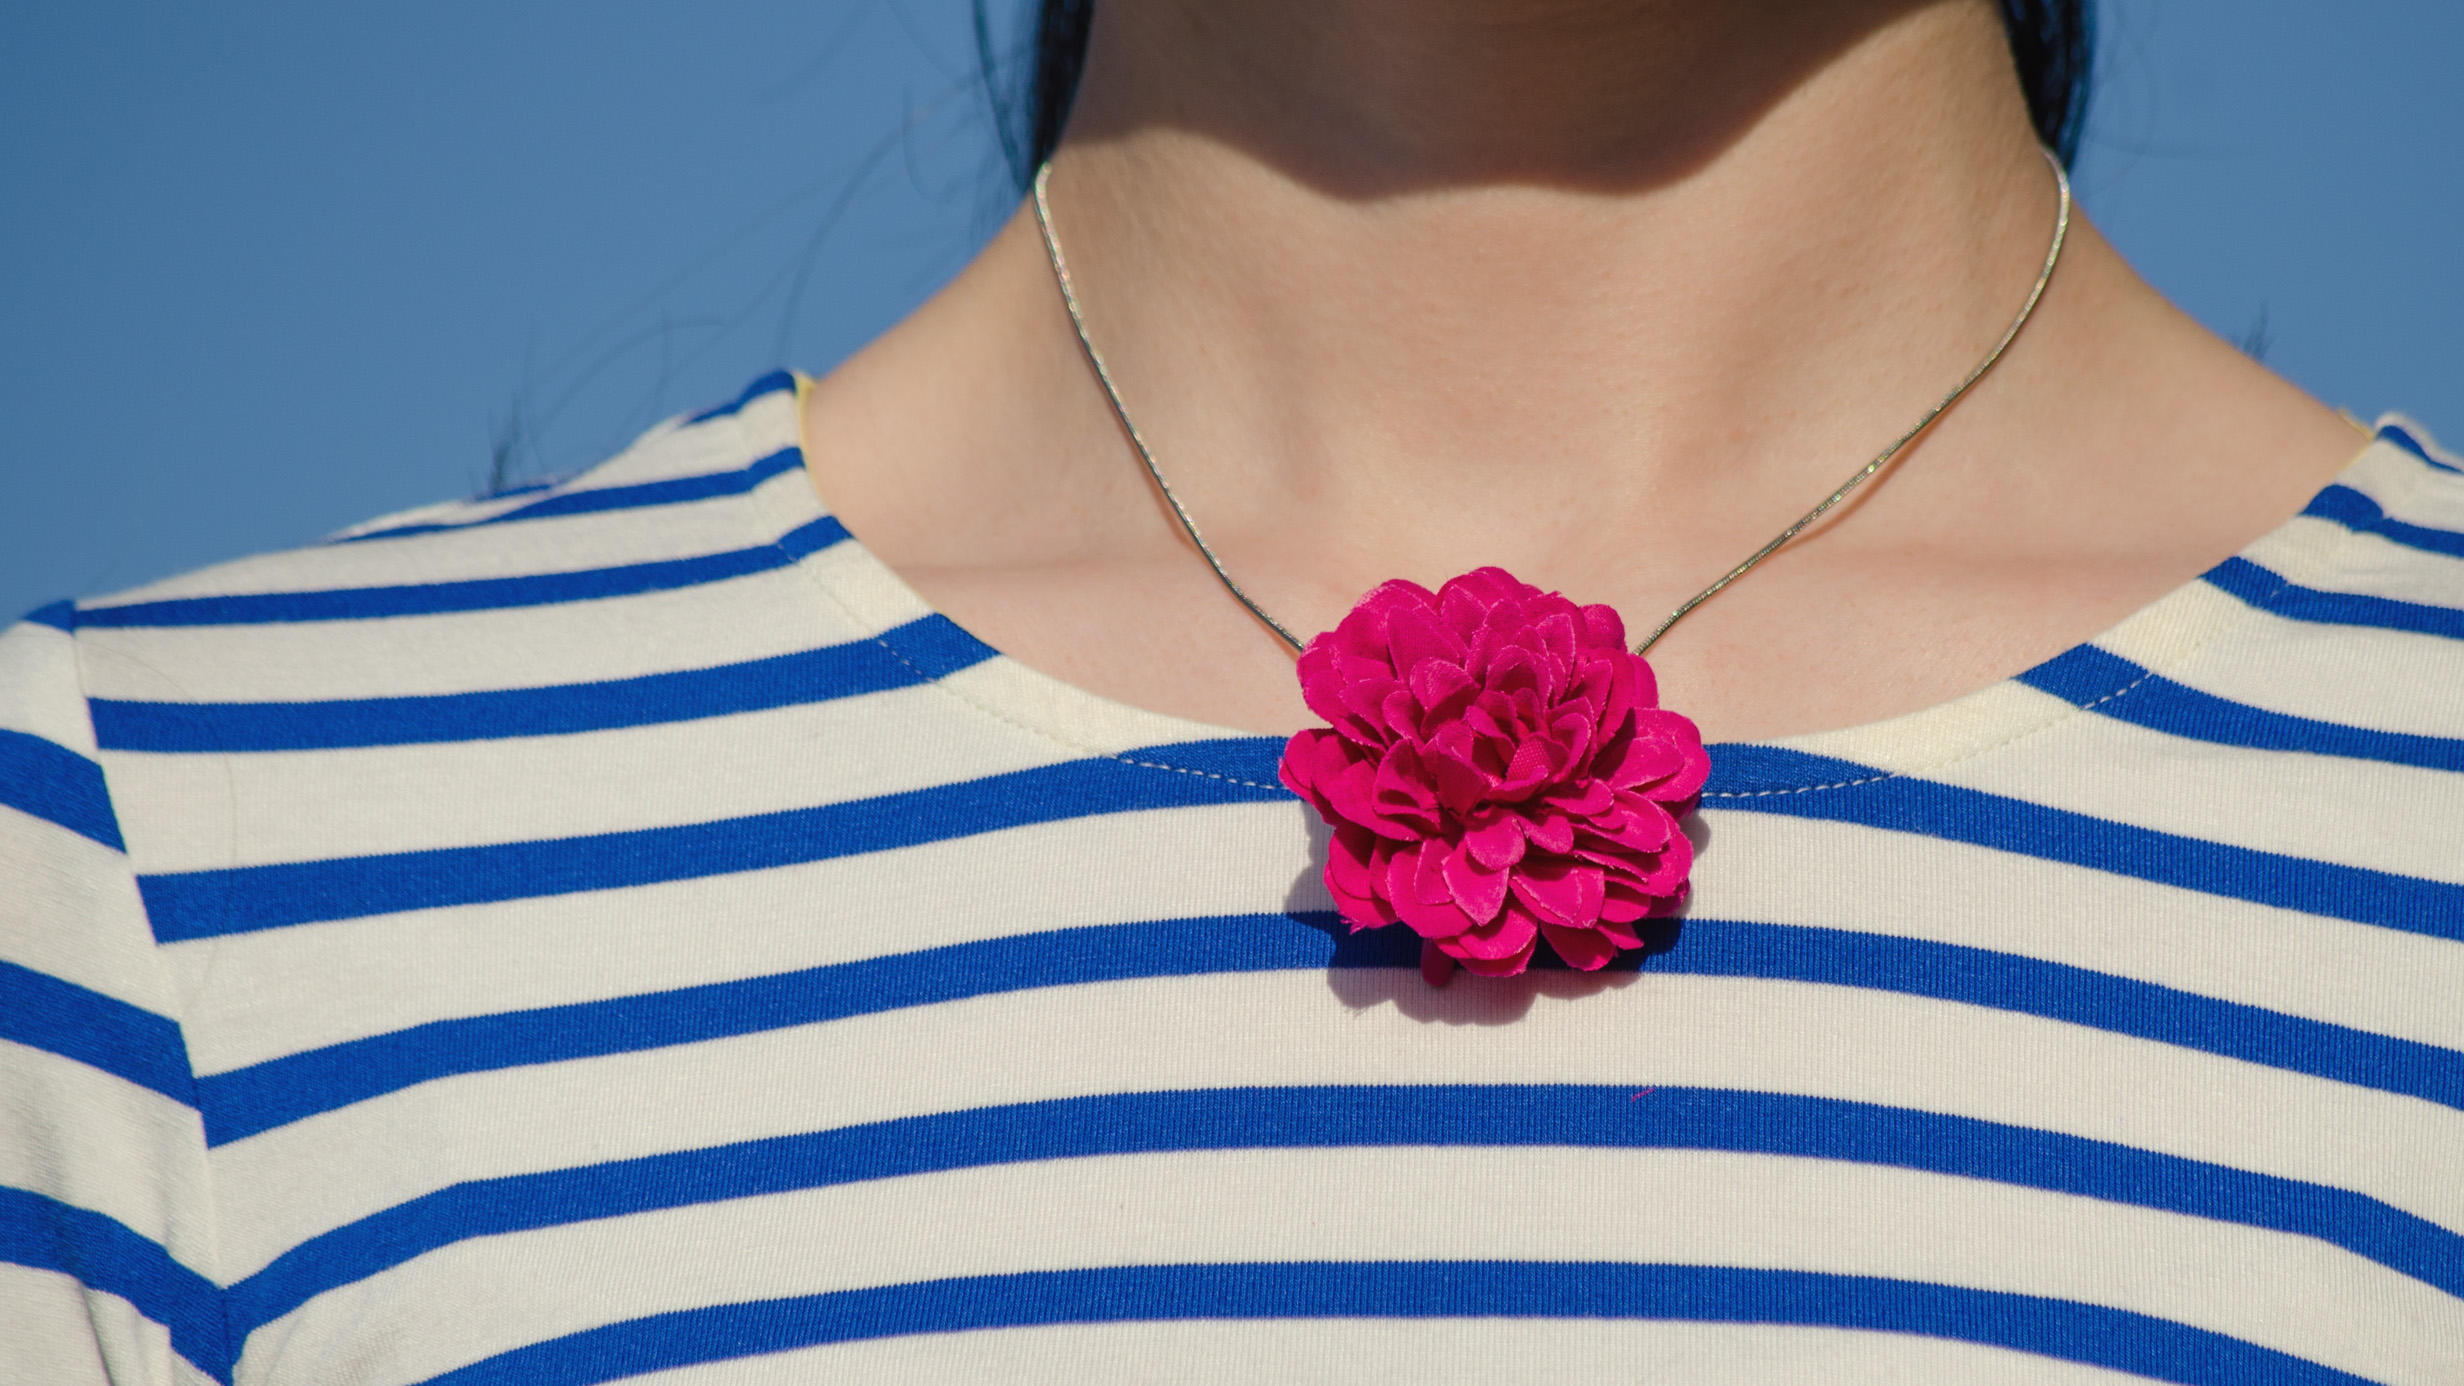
[4,371,2461,1385]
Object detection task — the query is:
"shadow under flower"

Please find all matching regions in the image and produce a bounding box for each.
[1283,809,1692,1026]
[1322,936,1662,1024]
[1273,694,1717,1023]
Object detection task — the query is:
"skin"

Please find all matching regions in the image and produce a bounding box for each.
[801,0,2363,743]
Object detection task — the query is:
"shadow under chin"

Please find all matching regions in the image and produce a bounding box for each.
[1064,0,1952,201]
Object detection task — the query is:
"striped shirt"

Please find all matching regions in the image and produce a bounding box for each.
[3,369,2461,1385]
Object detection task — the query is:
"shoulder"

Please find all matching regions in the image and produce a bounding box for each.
[71,371,812,621]
[25,371,843,704]
[0,370,979,948]
[2233,417,2464,653]
[0,369,896,877]
[2162,417,2464,777]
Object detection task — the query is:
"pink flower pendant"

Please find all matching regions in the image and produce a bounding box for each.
[1278,568,1710,985]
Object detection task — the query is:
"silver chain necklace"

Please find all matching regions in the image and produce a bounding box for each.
[1030,150,2070,657]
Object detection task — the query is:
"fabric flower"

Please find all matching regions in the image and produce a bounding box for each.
[1279,567,1708,984]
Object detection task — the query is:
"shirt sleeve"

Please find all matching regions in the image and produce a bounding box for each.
[0,606,230,1386]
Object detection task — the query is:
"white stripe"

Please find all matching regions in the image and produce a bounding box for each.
[83,470,814,607]
[1692,810,2464,1052]
[2129,614,2464,742]
[263,1148,2462,1386]
[0,1042,216,1271]
[205,970,2464,1277]
[2298,521,2464,610]
[2185,612,2464,740]
[0,816,161,1010]
[0,1263,218,1386]
[937,658,1262,758]
[103,681,1080,871]
[320,490,538,543]
[0,624,100,753]
[2376,415,2464,476]
[1776,679,2070,777]
[1914,698,2464,882]
[74,563,858,703]
[1793,560,2464,776]
[330,399,779,518]
[776,517,938,637]
[2391,467,2464,532]
[174,801,1318,1075]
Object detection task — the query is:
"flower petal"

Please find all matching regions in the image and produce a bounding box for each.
[1417,740,1491,817]
[1386,600,1468,678]
[1371,742,1441,833]
[1540,920,1620,971]
[1630,709,1710,798]
[1276,728,1325,803]
[1542,780,1614,819]
[1388,845,1476,939]
[1533,609,1579,668]
[1510,860,1606,927]
[1312,742,1387,830]
[1463,813,1526,871]
[1410,658,1478,731]
[1449,900,1539,961]
[1522,808,1578,855]
[1591,910,1647,951]
[1341,676,1408,735]
[1395,889,1477,940]
[1578,602,1627,651]
[1451,925,1539,977]
[1496,737,1558,797]
[1324,823,1401,931]
[1441,839,1511,923]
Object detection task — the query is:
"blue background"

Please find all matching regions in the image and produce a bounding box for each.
[3,1,2457,621]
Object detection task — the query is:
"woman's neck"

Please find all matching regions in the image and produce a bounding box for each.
[1041,0,2054,576]
[802,0,2356,739]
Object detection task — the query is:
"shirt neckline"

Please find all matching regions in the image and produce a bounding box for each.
[766,371,2415,792]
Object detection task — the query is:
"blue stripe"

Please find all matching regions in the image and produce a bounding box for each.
[462,449,802,525]
[1665,918,2463,1107]
[1704,744,2464,941]
[193,909,2462,1148]
[198,911,1380,1143]
[2302,483,2464,560]
[73,517,847,627]
[2207,555,2464,642]
[344,447,805,542]
[90,615,996,753]
[0,728,124,850]
[0,961,194,1106]
[2018,644,2464,772]
[134,733,2464,943]
[347,373,799,540]
[137,742,1287,940]
[2381,422,2463,475]
[20,599,76,631]
[0,1187,231,1383]
[423,1263,2382,1386]
[686,369,796,424]
[237,1086,2459,1348]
